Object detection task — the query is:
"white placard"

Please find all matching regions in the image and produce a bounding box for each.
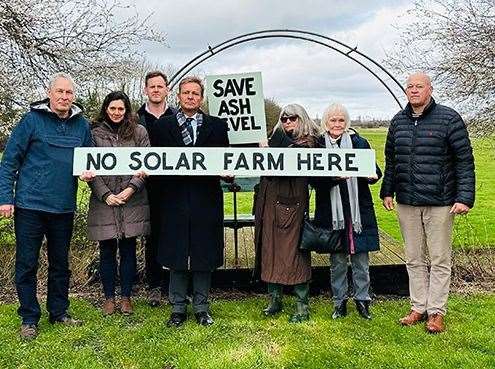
[206,72,267,144]
[73,147,376,177]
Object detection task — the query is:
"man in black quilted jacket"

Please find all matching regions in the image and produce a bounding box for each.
[380,72,475,334]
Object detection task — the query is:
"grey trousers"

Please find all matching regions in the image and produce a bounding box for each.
[397,204,454,316]
[168,270,211,314]
[330,252,370,305]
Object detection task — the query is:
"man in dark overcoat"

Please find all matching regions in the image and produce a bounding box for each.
[148,76,229,327]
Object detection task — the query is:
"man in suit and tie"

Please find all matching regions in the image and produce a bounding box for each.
[148,76,229,327]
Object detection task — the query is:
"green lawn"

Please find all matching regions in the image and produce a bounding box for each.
[224,129,495,249]
[0,294,493,369]
[1,128,493,251]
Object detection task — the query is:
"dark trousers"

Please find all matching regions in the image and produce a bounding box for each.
[99,237,136,298]
[144,235,165,290]
[14,208,74,325]
[168,270,211,314]
[145,197,165,290]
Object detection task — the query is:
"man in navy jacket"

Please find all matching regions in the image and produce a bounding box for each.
[381,72,475,333]
[0,73,93,340]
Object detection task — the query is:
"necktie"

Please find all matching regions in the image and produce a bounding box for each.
[185,117,194,144]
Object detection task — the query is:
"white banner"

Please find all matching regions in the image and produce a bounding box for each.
[73,147,376,177]
[206,72,267,145]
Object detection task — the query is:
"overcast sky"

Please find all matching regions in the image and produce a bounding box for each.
[127,0,414,119]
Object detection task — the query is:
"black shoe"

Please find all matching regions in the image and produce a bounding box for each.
[195,311,214,326]
[49,315,83,326]
[355,300,372,320]
[167,312,187,327]
[289,303,310,323]
[332,300,347,319]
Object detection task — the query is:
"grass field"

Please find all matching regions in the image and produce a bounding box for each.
[224,128,495,249]
[0,129,493,253]
[0,293,493,369]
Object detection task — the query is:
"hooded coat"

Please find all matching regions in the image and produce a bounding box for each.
[0,99,91,213]
[87,122,150,241]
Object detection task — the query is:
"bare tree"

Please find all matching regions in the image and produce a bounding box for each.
[264,97,282,134]
[0,0,165,131]
[386,0,495,135]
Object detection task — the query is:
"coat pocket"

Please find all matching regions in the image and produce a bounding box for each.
[275,196,300,229]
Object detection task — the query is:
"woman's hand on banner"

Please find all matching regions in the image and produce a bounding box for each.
[79,170,96,182]
[135,170,148,179]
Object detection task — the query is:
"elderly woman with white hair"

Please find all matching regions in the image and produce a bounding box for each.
[312,103,382,320]
[254,103,320,323]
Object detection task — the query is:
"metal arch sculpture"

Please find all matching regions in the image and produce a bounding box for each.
[169,29,406,108]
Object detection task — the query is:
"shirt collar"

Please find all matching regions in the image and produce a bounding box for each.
[177,110,202,126]
[145,102,168,118]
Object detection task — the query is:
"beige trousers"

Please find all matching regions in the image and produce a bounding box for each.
[397,203,454,316]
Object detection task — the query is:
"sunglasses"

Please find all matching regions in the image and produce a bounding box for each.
[281,115,298,123]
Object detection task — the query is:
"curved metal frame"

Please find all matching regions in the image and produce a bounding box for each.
[169,29,405,108]
[168,29,406,269]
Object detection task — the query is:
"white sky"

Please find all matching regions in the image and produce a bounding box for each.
[124,0,414,119]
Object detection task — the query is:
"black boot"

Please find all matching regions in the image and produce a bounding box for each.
[263,283,283,316]
[355,300,372,320]
[332,300,347,319]
[289,283,310,323]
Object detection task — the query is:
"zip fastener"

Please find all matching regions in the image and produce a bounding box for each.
[410,119,418,204]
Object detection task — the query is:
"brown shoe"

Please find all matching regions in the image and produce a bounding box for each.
[148,288,161,307]
[121,297,133,315]
[399,310,427,326]
[19,324,38,340]
[102,298,116,315]
[426,313,445,333]
[50,315,83,326]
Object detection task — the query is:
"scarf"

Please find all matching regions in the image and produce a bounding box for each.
[177,110,203,146]
[324,131,362,234]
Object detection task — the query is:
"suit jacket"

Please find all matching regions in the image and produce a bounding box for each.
[149,112,229,271]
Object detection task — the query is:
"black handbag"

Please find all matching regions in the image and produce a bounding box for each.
[299,215,343,254]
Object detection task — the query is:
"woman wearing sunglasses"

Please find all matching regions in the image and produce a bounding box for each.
[312,103,382,320]
[254,104,320,323]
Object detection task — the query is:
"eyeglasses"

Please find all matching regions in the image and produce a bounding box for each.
[281,115,298,123]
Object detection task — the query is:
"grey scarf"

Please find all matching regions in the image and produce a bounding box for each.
[324,131,362,233]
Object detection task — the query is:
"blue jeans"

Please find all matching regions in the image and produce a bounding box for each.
[14,208,74,325]
[99,238,137,298]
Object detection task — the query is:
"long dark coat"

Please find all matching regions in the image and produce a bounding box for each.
[254,129,314,285]
[148,112,229,271]
[312,132,382,254]
[87,122,150,241]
